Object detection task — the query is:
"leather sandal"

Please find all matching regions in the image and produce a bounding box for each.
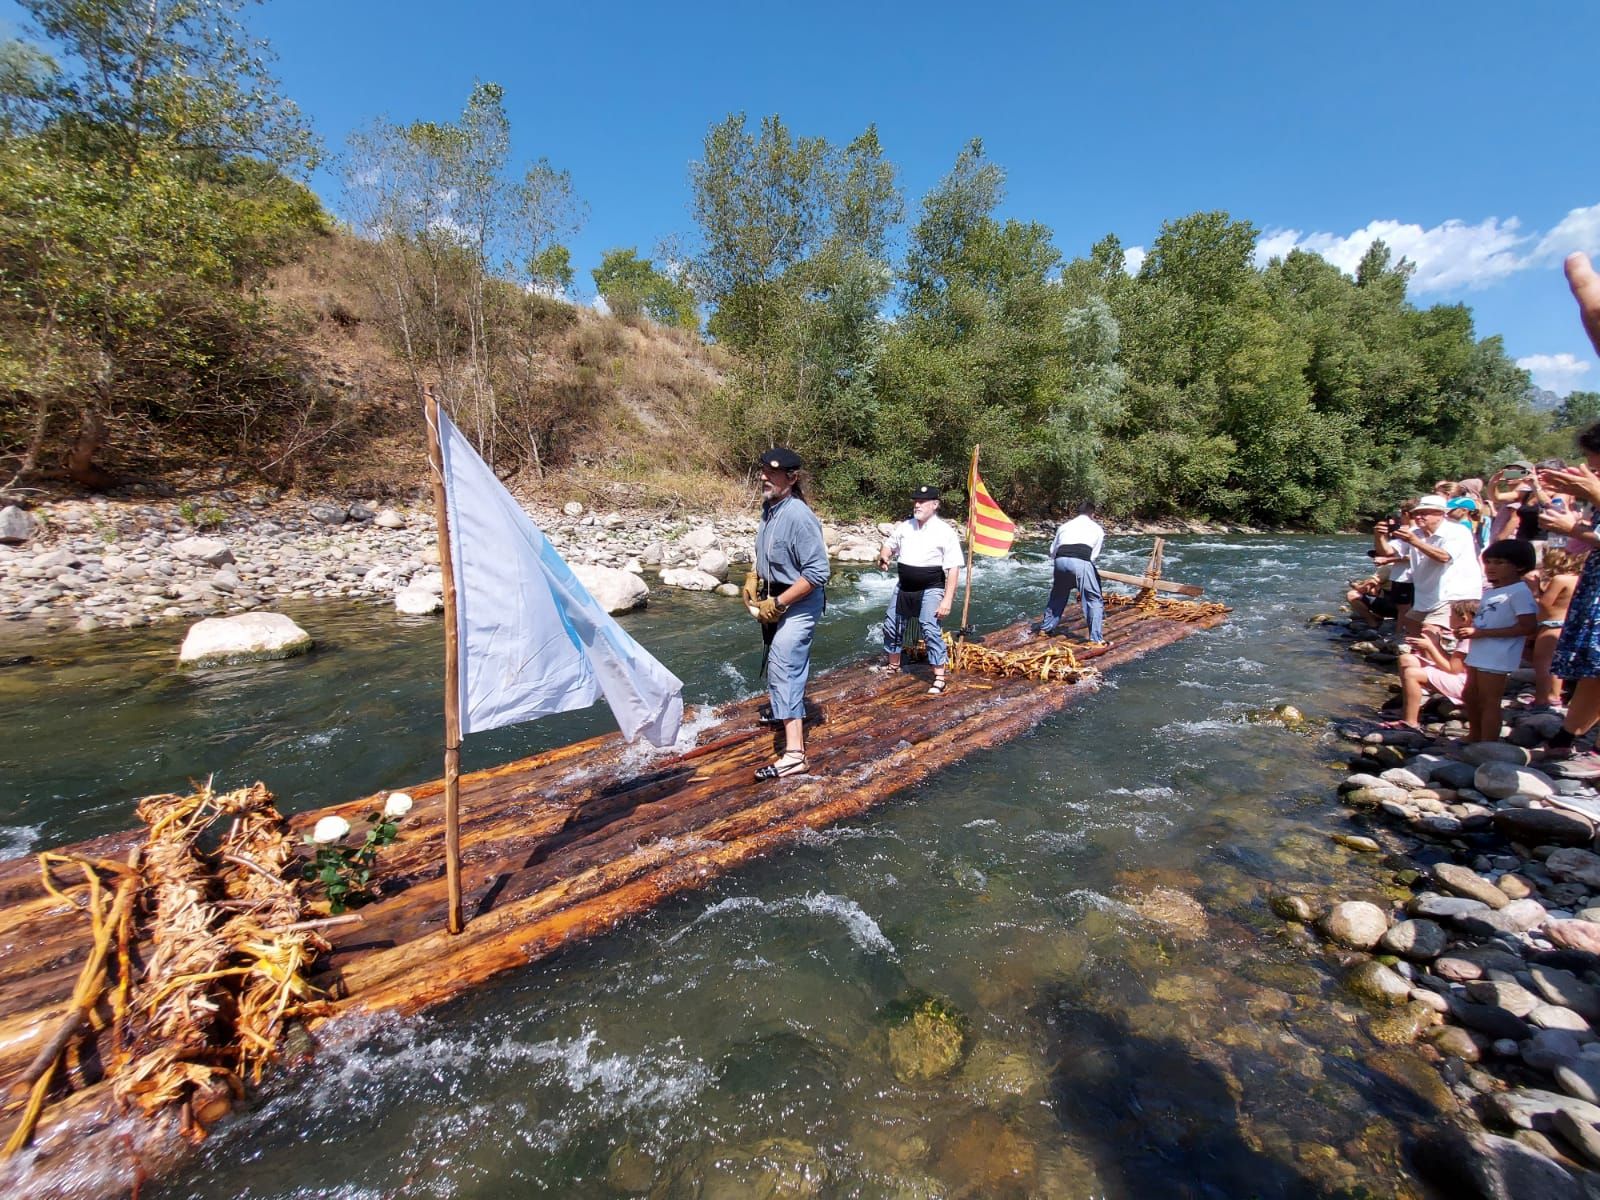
[927,676,947,696]
[755,750,808,780]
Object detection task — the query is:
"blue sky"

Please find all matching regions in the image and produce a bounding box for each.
[7,1,1598,393]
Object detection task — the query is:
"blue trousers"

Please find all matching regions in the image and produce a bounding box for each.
[1041,557,1104,641]
[883,586,949,666]
[767,590,823,720]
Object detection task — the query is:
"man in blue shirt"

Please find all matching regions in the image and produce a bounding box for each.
[749,447,830,780]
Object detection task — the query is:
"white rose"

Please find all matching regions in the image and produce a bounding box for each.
[311,815,351,844]
[383,792,413,818]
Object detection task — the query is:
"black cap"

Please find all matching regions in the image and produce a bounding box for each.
[758,446,802,471]
[911,485,941,501]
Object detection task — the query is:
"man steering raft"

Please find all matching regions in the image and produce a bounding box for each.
[877,485,964,695]
[743,447,830,780]
[1039,500,1108,646]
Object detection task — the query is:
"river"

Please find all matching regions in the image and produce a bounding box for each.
[0,535,1448,1198]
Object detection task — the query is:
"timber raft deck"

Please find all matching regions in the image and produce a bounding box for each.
[0,599,1225,1195]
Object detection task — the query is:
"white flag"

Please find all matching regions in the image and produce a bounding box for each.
[435,407,684,746]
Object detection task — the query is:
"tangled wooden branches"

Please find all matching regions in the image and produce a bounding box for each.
[1106,591,1232,623]
[2,782,326,1156]
[946,635,1101,684]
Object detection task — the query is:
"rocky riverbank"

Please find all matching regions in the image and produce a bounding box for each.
[0,491,1270,633]
[1279,613,1600,1197]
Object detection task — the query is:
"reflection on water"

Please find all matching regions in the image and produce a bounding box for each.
[1,537,1440,1197]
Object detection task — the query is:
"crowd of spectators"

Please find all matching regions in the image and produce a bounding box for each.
[1346,252,1600,764]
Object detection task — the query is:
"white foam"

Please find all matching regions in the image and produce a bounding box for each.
[666,890,896,956]
[962,818,999,829]
[0,825,40,862]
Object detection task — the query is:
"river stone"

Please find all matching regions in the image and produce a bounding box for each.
[1464,742,1534,766]
[1367,1000,1437,1043]
[1381,767,1429,790]
[570,563,649,614]
[1409,893,1489,921]
[1269,892,1317,923]
[1465,979,1541,1017]
[1124,887,1208,939]
[1526,1030,1587,1072]
[178,613,312,666]
[1380,918,1448,960]
[1487,1087,1600,1132]
[1478,763,1556,800]
[562,501,584,517]
[1339,772,1387,792]
[1428,1024,1484,1061]
[308,501,347,525]
[1435,863,1511,909]
[374,508,406,529]
[1346,785,1411,808]
[1555,1059,1600,1105]
[1417,814,1465,835]
[1547,849,1600,889]
[394,587,444,615]
[1435,955,1486,982]
[171,536,234,566]
[410,570,444,595]
[680,525,718,553]
[1451,999,1533,1042]
[1531,1005,1593,1034]
[1455,898,1549,937]
[695,548,731,581]
[1551,1108,1600,1169]
[1346,959,1411,1007]
[1332,833,1380,853]
[1532,967,1600,1023]
[1430,760,1482,790]
[1322,900,1389,949]
[0,504,37,544]
[1500,874,1537,900]
[1495,808,1595,848]
[660,567,721,592]
[1414,1130,1584,1200]
[887,999,966,1082]
[1549,921,1600,956]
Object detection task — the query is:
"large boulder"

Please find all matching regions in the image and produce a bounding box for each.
[374,508,406,529]
[410,570,445,595]
[1494,807,1594,848]
[680,525,718,553]
[179,613,312,666]
[660,567,721,592]
[0,505,38,545]
[696,548,731,582]
[570,563,649,614]
[308,501,347,526]
[171,536,235,567]
[1476,762,1555,799]
[1546,848,1600,889]
[394,588,443,615]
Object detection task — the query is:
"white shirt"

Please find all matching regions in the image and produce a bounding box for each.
[1408,518,1482,611]
[1464,582,1536,674]
[1050,515,1105,561]
[886,513,964,570]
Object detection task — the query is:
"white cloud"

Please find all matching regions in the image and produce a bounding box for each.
[1122,245,1146,276]
[1533,203,1600,262]
[1256,217,1527,293]
[1252,203,1600,296]
[1518,352,1592,396]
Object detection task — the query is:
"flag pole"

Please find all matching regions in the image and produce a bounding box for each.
[423,388,465,935]
[959,444,980,635]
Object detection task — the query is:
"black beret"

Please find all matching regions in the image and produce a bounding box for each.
[911,485,941,501]
[759,446,802,471]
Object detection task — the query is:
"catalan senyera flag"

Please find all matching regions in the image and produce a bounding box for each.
[968,464,1017,558]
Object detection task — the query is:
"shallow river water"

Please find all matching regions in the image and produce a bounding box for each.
[1,536,1449,1198]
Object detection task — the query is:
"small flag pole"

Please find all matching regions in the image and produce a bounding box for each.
[958,444,980,636]
[423,388,465,935]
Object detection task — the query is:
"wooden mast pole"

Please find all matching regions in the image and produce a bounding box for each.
[958,444,980,635]
[423,388,465,935]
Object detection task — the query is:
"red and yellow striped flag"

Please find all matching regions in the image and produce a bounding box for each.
[968,464,1016,558]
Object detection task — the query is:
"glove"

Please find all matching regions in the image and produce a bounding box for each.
[755,596,785,624]
[740,571,760,607]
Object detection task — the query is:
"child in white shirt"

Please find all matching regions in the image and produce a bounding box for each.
[1462,540,1539,743]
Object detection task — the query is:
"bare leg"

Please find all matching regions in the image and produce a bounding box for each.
[1398,654,1426,726]
[1564,678,1600,738]
[1533,629,1562,706]
[1472,671,1509,742]
[1347,590,1380,628]
[783,716,804,756]
[1463,670,1482,741]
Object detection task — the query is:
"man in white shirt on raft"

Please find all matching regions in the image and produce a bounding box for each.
[878,485,965,695]
[1040,501,1107,644]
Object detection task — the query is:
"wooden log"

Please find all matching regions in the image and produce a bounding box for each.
[1098,569,1204,596]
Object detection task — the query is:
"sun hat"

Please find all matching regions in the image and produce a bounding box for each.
[1412,494,1449,514]
[1447,496,1479,512]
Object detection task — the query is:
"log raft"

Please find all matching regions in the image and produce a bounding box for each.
[0,597,1226,1196]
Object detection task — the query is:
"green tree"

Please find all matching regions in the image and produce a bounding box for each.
[1555,391,1600,431]
[592,247,696,328]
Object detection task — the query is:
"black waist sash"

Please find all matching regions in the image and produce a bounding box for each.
[896,562,946,618]
[1054,543,1095,560]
